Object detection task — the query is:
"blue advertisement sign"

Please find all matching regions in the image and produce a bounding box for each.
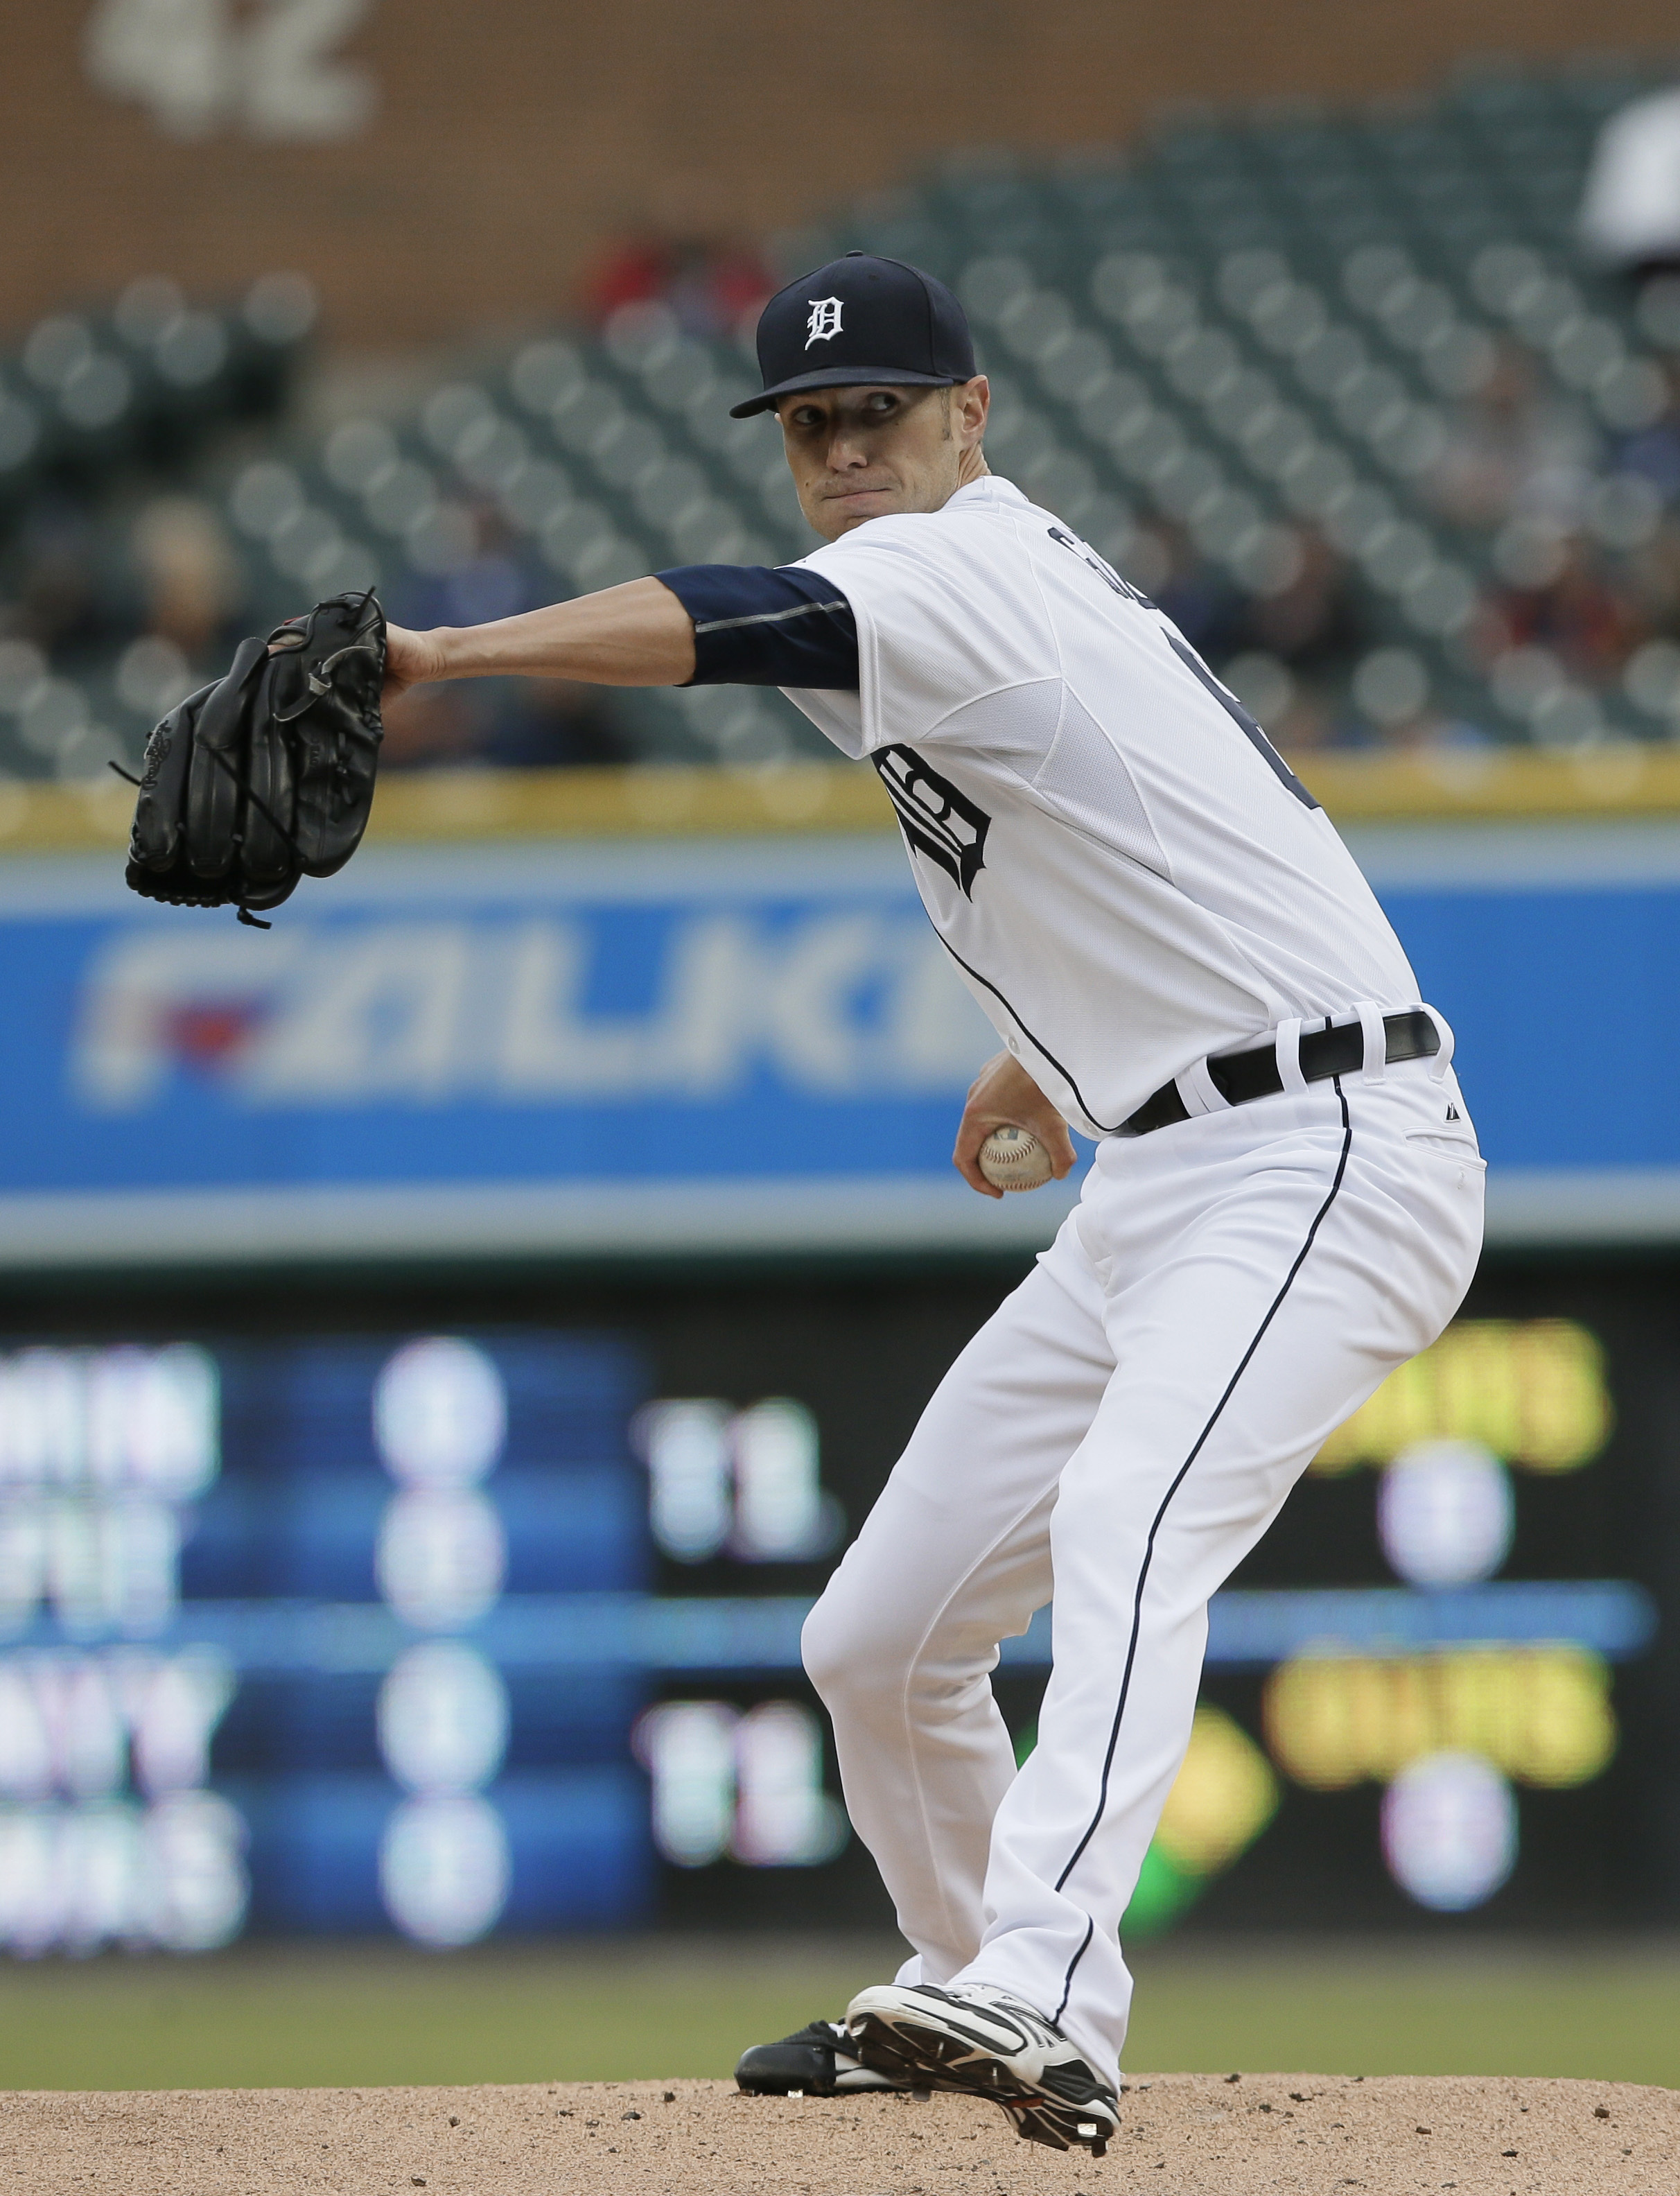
[0,836,1040,1264]
[3,818,1680,1262]
[1358,820,1680,1244]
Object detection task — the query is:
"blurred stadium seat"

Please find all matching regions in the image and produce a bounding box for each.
[6,56,1680,783]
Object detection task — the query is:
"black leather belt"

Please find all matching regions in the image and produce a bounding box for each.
[1117,1009,1441,1137]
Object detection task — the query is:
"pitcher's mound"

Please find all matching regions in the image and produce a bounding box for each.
[3,2072,1674,2193]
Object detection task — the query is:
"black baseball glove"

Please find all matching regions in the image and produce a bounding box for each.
[124,590,386,926]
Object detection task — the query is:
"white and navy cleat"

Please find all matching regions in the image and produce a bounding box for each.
[843,1981,1120,2156]
[734,2019,916,2097]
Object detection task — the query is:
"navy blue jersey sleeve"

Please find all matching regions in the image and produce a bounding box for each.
[656,564,859,689]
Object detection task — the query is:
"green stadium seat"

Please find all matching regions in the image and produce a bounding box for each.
[11,60,1680,766]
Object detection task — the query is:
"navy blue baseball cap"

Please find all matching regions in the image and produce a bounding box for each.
[730,252,977,417]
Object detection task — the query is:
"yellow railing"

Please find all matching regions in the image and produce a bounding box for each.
[8,744,1680,856]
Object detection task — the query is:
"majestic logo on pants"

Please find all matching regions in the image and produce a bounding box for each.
[805,297,843,347]
[872,745,990,898]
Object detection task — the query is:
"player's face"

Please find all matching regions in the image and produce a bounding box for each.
[774,378,990,539]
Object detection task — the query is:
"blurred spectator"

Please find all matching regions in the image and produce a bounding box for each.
[580,175,772,340]
[1217,647,1330,753]
[1236,526,1367,687]
[583,234,771,340]
[383,509,645,769]
[1213,528,1370,753]
[482,679,636,768]
[6,496,107,658]
[585,237,674,324]
[1477,532,1641,686]
[380,683,489,770]
[1622,517,1680,640]
[1615,358,1680,505]
[387,507,533,634]
[130,495,243,661]
[1127,521,1244,660]
[1426,345,1598,531]
[1270,682,1336,752]
[1580,85,1680,277]
[382,677,633,772]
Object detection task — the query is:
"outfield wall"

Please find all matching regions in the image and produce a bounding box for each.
[4,767,1680,1266]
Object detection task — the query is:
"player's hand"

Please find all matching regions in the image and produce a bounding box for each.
[953,1050,1078,1199]
[380,622,448,711]
[271,618,443,709]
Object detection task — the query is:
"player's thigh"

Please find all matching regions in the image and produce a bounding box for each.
[803,1226,1114,1690]
[1056,1131,1478,1615]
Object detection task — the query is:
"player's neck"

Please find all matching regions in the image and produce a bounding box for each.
[922,457,990,518]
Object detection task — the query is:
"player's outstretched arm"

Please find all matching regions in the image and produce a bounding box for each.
[953,1052,1078,1199]
[381,577,696,711]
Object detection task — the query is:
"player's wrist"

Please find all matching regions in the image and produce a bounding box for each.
[420,625,466,681]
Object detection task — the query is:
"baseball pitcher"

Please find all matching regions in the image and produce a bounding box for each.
[137,253,1482,2159]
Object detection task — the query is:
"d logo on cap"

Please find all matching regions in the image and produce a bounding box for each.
[730,252,977,417]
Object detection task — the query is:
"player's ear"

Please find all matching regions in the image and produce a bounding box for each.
[957,376,989,446]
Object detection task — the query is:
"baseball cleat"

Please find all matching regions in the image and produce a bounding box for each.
[844,1981,1119,2155]
[734,2019,916,2096]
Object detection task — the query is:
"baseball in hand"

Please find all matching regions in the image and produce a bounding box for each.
[978,1124,1055,1192]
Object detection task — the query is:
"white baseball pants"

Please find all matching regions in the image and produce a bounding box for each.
[802,1043,1485,2086]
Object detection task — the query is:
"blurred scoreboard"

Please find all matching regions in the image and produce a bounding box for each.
[0,1278,1670,1955]
[1131,1312,1659,1934]
[0,1329,850,1953]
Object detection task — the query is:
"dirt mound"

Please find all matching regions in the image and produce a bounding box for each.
[1,2071,1672,2193]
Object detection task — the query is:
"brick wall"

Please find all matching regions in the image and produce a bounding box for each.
[4,1,1677,351]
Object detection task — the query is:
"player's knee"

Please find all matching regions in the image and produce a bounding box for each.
[803,1576,991,1716]
[801,1580,911,1709]
[800,1586,864,1705]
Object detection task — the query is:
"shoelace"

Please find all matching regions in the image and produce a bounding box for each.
[782,2021,849,2050]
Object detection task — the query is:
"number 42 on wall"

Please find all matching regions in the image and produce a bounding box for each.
[83,0,377,144]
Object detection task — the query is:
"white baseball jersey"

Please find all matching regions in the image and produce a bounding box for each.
[783,474,1420,1136]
